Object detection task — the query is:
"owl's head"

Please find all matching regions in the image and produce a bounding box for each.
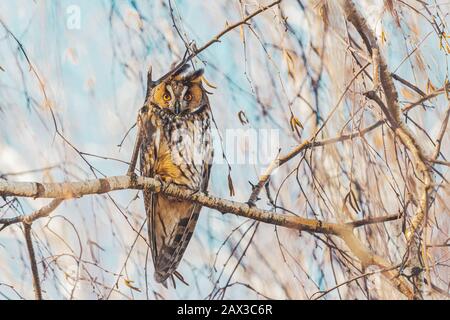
[148,66,206,116]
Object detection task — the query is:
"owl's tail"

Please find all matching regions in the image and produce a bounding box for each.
[145,191,200,286]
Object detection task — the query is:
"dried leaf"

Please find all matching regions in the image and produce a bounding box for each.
[86,77,96,91]
[318,2,329,28]
[313,1,329,28]
[400,87,418,101]
[384,0,394,13]
[380,28,387,45]
[414,53,426,73]
[349,189,361,212]
[239,25,245,42]
[439,33,450,52]
[283,49,297,81]
[228,172,235,197]
[0,65,4,72]
[344,188,360,214]
[426,79,437,94]
[290,113,303,137]
[124,279,141,292]
[238,110,249,125]
[66,48,78,65]
[384,0,400,26]
[445,78,449,100]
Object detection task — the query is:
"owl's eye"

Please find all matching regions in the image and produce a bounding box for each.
[163,93,171,101]
[184,93,192,101]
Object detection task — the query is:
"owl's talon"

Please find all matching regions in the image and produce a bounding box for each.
[246,200,257,207]
[163,179,173,192]
[128,172,139,187]
[153,175,174,192]
[188,188,202,197]
[153,174,164,184]
[153,174,167,192]
[127,171,138,179]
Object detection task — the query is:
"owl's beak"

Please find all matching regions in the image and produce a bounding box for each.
[174,101,181,115]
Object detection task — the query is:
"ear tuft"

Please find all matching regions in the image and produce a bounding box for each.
[172,64,191,78]
[186,69,204,83]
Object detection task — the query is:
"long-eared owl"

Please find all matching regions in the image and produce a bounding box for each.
[138,66,213,285]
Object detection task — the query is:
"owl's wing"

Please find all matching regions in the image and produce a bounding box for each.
[142,147,212,285]
[181,162,212,250]
[142,191,194,283]
[164,161,212,277]
[139,112,159,268]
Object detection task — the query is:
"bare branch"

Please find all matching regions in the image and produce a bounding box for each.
[340,0,434,299]
[431,102,450,161]
[23,223,42,300]
[247,120,385,205]
[348,213,403,228]
[0,175,413,298]
[155,0,282,84]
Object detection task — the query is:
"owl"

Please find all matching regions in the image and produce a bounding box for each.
[137,65,213,286]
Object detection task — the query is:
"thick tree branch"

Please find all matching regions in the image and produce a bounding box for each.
[0,176,344,234]
[340,0,433,299]
[0,175,413,298]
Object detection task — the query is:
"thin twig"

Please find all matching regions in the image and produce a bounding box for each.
[23,223,42,300]
[155,0,282,85]
[248,119,385,205]
[341,0,433,299]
